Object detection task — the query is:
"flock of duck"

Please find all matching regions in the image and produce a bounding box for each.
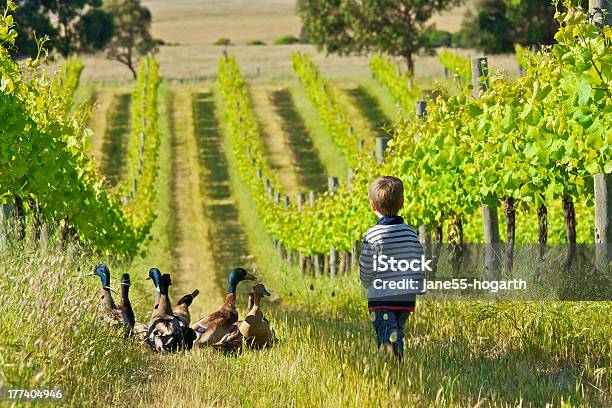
[90,264,276,354]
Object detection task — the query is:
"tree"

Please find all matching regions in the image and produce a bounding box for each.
[104,0,154,79]
[458,0,590,53]
[3,0,114,57]
[296,0,465,74]
[461,0,513,53]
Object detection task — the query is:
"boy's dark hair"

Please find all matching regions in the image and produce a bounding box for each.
[368,176,404,216]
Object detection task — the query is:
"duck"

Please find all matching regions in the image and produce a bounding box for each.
[90,263,122,325]
[212,283,275,354]
[238,283,275,348]
[90,264,145,337]
[174,289,200,349]
[146,272,185,353]
[191,267,256,346]
[120,273,148,341]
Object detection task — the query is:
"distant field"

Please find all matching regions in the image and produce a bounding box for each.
[74,0,517,82]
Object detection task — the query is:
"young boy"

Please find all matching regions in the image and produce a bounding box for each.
[359,176,425,360]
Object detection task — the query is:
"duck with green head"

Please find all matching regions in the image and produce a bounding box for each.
[90,264,137,334]
[144,268,200,351]
[191,267,256,346]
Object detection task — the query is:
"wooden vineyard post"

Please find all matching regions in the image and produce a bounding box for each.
[590,1,612,271]
[13,195,25,242]
[327,177,339,276]
[297,193,306,212]
[376,137,390,165]
[309,191,315,207]
[328,177,339,193]
[314,253,322,277]
[416,101,432,260]
[472,57,501,277]
[329,245,337,278]
[347,168,354,190]
[343,251,350,273]
[351,241,359,272]
[0,203,12,248]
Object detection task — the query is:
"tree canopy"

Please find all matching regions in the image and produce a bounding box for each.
[3,0,114,57]
[457,0,590,53]
[104,0,155,79]
[297,0,465,74]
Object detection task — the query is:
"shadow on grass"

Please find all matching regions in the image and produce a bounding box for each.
[101,93,131,186]
[270,89,328,193]
[192,92,251,290]
[346,86,393,139]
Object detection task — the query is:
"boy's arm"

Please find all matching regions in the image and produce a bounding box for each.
[359,237,374,288]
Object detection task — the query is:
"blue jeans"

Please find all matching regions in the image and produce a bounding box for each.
[371,309,410,359]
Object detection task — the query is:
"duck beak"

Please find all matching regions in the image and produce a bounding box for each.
[263,288,271,297]
[245,273,257,281]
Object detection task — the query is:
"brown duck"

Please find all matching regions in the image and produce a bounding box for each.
[213,283,275,353]
[191,267,256,346]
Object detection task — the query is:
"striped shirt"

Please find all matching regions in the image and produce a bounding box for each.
[359,215,425,311]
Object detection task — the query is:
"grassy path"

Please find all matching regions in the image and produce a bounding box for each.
[288,82,349,183]
[344,85,393,140]
[86,87,114,165]
[166,87,223,316]
[100,93,132,186]
[250,84,302,197]
[191,91,253,285]
[269,88,328,193]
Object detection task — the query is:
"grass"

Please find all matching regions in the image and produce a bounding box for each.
[191,90,253,297]
[0,242,152,406]
[269,88,328,192]
[165,85,224,316]
[100,93,132,186]
[249,84,303,196]
[288,81,349,182]
[344,85,394,139]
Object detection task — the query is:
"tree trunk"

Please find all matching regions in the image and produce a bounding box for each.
[447,211,463,272]
[13,195,25,242]
[537,203,548,261]
[404,53,414,76]
[482,203,501,277]
[504,197,515,272]
[562,196,577,270]
[432,224,443,276]
[128,62,138,80]
[29,198,41,244]
[59,219,72,251]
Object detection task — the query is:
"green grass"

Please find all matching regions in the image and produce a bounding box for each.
[269,88,328,192]
[357,76,402,123]
[101,93,132,186]
[344,85,394,139]
[288,81,349,183]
